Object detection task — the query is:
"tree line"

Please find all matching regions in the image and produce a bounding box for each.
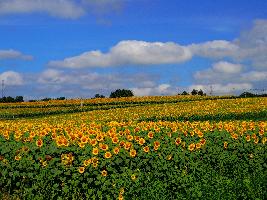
[0,89,265,103]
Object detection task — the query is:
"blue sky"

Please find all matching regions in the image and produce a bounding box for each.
[0,0,267,99]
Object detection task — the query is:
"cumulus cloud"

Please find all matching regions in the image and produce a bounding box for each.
[189,40,239,59]
[0,0,85,19]
[234,19,267,69]
[240,71,267,82]
[48,40,192,68]
[212,61,242,74]
[188,83,253,95]
[132,84,177,96]
[0,0,127,19]
[0,49,33,60]
[0,71,23,86]
[194,61,243,83]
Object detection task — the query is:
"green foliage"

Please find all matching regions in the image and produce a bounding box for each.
[0,128,266,199]
[110,89,134,98]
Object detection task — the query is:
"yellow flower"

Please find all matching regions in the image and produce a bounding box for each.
[188,143,195,151]
[104,152,112,159]
[130,149,137,157]
[147,131,154,139]
[131,174,136,181]
[78,166,85,174]
[113,147,120,155]
[83,159,91,167]
[101,170,108,177]
[223,142,228,149]
[92,148,99,155]
[36,139,43,148]
[15,155,21,161]
[175,137,181,145]
[143,146,150,153]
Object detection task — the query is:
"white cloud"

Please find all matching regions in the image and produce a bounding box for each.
[132,84,176,96]
[48,40,192,68]
[194,61,243,83]
[212,61,242,74]
[233,19,267,69]
[188,83,253,95]
[240,71,267,82]
[0,49,33,60]
[0,71,23,86]
[0,0,127,19]
[189,40,239,59]
[0,0,85,19]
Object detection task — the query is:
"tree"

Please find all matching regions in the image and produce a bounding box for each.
[15,96,24,102]
[181,91,189,95]
[94,94,105,98]
[110,89,134,98]
[198,89,204,96]
[191,89,198,95]
[239,92,255,98]
[56,97,66,100]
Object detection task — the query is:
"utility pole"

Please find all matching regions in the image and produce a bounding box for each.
[209,85,213,96]
[1,80,4,98]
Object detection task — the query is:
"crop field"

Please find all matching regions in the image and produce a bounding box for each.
[0,96,266,200]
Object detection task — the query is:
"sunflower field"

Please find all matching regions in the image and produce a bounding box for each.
[0,96,266,199]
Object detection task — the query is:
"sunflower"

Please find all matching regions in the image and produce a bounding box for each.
[15,155,21,161]
[80,135,89,144]
[36,139,43,148]
[92,148,99,155]
[131,174,136,181]
[104,152,112,159]
[223,142,228,149]
[112,137,119,144]
[154,141,160,147]
[127,135,134,141]
[188,143,195,151]
[119,141,125,147]
[246,135,251,142]
[175,137,181,145]
[143,146,150,153]
[139,138,145,145]
[101,144,109,151]
[78,142,85,148]
[195,143,201,149]
[113,147,120,155]
[101,170,108,177]
[130,149,137,157]
[83,159,91,167]
[119,188,125,194]
[92,163,98,168]
[96,134,104,142]
[147,131,154,139]
[91,139,98,146]
[153,145,159,151]
[78,166,85,174]
[200,138,206,145]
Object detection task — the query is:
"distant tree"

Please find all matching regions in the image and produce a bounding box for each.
[6,96,15,102]
[191,89,198,95]
[56,97,66,100]
[110,89,134,98]
[239,92,256,98]
[94,94,105,98]
[181,91,189,95]
[198,89,204,96]
[41,98,52,101]
[15,96,24,102]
